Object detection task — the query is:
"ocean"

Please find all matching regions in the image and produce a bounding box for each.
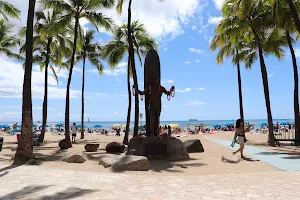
[1,119,293,130]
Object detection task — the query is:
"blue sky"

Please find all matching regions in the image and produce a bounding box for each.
[0,0,298,122]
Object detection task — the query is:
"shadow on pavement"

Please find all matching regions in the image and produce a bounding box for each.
[0,185,96,200]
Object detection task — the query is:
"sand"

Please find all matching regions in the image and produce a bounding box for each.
[0,131,279,175]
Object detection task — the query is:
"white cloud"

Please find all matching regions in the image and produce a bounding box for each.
[116,78,122,82]
[268,74,275,78]
[212,0,226,10]
[197,87,206,91]
[184,61,191,65]
[186,100,205,106]
[208,16,223,24]
[97,93,109,97]
[90,61,127,76]
[192,25,197,30]
[113,112,120,116]
[0,59,80,99]
[188,48,205,54]
[0,111,22,120]
[177,88,192,93]
[73,67,82,72]
[164,47,168,51]
[195,60,200,63]
[242,88,249,92]
[295,48,300,57]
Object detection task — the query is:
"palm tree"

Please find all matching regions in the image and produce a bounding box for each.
[116,0,139,137]
[223,0,286,146]
[28,9,72,143]
[77,30,103,139]
[285,0,300,34]
[41,0,114,146]
[272,0,300,145]
[0,19,22,59]
[0,0,20,20]
[102,21,157,144]
[210,17,248,121]
[13,0,36,165]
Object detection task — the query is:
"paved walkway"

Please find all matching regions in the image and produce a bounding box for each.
[208,138,300,172]
[0,165,300,200]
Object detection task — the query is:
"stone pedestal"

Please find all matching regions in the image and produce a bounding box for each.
[127,136,189,161]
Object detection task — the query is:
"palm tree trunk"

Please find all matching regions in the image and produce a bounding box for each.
[286,31,300,146]
[65,13,80,147]
[39,38,52,143]
[254,33,275,146]
[127,0,139,137]
[81,56,86,139]
[124,56,131,145]
[236,58,244,121]
[286,0,300,35]
[14,0,36,165]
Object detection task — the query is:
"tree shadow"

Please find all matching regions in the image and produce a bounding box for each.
[39,187,96,200]
[0,185,51,200]
[282,156,300,160]
[149,160,207,173]
[0,185,95,200]
[0,164,19,173]
[255,152,284,155]
[0,171,8,177]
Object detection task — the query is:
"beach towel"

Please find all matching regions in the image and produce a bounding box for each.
[231,133,237,148]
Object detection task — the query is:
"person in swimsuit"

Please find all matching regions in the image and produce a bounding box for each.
[233,119,246,159]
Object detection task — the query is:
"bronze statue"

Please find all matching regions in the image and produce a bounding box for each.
[133,49,175,137]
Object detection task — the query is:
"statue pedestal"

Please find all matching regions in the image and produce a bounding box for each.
[127,136,189,161]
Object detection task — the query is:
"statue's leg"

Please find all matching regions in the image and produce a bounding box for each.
[145,96,151,136]
[151,102,161,137]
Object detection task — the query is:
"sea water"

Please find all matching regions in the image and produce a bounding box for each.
[1,119,293,130]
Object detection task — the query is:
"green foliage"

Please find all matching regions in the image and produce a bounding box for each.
[102,21,157,73]
[0,0,20,20]
[77,30,104,75]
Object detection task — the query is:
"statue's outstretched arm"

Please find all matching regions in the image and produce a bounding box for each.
[160,86,170,95]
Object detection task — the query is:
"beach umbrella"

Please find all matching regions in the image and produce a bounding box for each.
[16,124,22,128]
[55,123,64,127]
[113,124,120,128]
[260,122,267,126]
[122,124,126,129]
[168,124,179,128]
[225,123,233,127]
[0,124,10,128]
[93,124,102,128]
[32,124,37,127]
[76,124,86,128]
[280,122,288,125]
[11,130,21,134]
[213,124,221,128]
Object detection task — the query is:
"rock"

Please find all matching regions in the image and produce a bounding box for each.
[106,142,125,154]
[61,152,87,163]
[26,159,41,165]
[183,139,204,153]
[221,154,240,163]
[167,138,190,161]
[111,155,149,171]
[33,140,40,146]
[127,137,145,156]
[59,139,71,149]
[99,154,122,168]
[85,144,99,152]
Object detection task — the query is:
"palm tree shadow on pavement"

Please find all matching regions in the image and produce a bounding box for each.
[0,185,96,200]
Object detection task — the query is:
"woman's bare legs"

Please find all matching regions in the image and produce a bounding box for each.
[233,143,245,159]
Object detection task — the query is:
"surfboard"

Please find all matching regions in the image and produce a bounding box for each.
[144,49,161,135]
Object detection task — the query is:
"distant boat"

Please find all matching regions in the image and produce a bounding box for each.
[88,118,90,123]
[37,121,41,123]
[189,119,198,122]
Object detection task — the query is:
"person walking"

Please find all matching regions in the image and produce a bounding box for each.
[71,123,77,143]
[231,119,247,159]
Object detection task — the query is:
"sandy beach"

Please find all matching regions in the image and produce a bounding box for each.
[0,131,280,175]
